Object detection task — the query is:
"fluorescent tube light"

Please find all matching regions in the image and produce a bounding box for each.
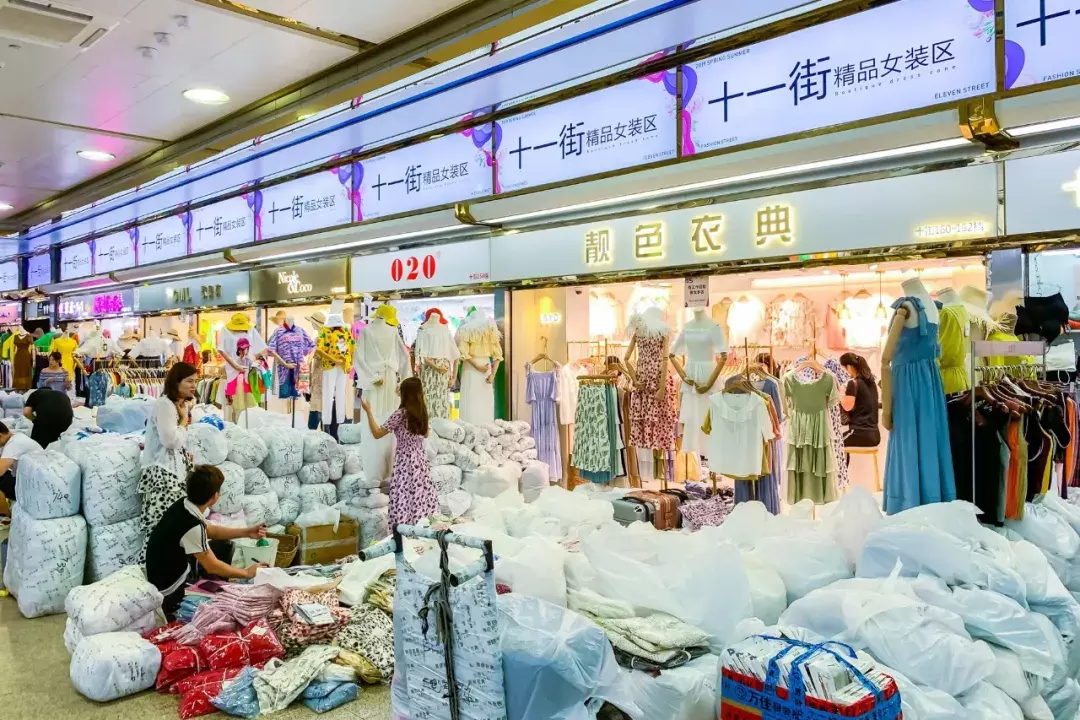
[114,263,236,284]
[486,138,973,225]
[1006,116,1080,137]
[750,267,957,290]
[237,225,468,264]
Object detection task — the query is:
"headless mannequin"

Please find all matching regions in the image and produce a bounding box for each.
[354,316,410,483]
[669,309,728,393]
[881,278,936,430]
[625,307,671,404]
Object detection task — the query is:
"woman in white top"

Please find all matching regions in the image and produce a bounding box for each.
[138,361,198,562]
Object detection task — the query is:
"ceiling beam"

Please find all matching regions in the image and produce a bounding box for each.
[11,0,549,227]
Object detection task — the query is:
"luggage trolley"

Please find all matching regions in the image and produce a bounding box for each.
[360,525,507,720]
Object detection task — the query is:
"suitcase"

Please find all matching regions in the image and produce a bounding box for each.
[612,497,651,526]
[625,490,681,530]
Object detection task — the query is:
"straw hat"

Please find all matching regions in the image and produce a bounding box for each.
[307,311,326,327]
[374,304,399,327]
[325,299,346,329]
[226,313,252,332]
[166,329,181,341]
[270,310,287,325]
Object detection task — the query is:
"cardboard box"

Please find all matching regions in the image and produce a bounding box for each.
[286,519,358,565]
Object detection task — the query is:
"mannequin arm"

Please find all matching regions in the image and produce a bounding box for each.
[468,357,489,372]
[880,306,909,431]
[669,354,689,385]
[423,357,448,373]
[654,337,670,403]
[700,352,728,393]
[487,359,501,383]
[623,336,638,385]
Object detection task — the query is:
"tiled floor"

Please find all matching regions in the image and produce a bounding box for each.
[0,595,391,719]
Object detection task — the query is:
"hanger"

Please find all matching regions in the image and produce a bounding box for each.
[529,336,555,371]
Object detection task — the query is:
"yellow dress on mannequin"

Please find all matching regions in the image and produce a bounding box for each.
[49,334,79,381]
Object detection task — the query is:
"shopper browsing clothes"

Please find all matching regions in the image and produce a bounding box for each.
[0,422,42,516]
[36,351,70,392]
[145,465,267,619]
[137,362,198,563]
[23,385,73,449]
[361,377,439,528]
[839,352,881,455]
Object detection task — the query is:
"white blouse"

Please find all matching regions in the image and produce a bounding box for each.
[142,395,188,477]
[707,392,774,478]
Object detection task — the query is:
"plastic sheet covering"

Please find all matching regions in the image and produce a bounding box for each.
[241,492,280,527]
[67,565,163,634]
[15,449,80,520]
[1043,675,1080,719]
[243,467,271,495]
[7,504,86,617]
[269,473,300,498]
[187,423,229,466]
[96,398,152,433]
[70,631,162,701]
[749,534,852,604]
[495,537,567,607]
[498,593,638,720]
[225,425,269,469]
[303,680,359,712]
[743,556,787,626]
[328,443,345,481]
[342,446,362,474]
[279,497,301,526]
[623,654,717,720]
[520,462,549,503]
[959,681,1023,720]
[337,423,363,445]
[64,611,156,654]
[583,522,752,650]
[431,465,463,495]
[1006,502,1080,561]
[86,517,145,582]
[299,483,337,512]
[338,554,396,606]
[987,645,1043,702]
[430,418,464,443]
[821,487,885,568]
[533,486,614,535]
[298,460,330,485]
[295,506,340,530]
[68,437,142,526]
[303,430,334,463]
[210,666,260,718]
[212,461,245,515]
[257,426,304,477]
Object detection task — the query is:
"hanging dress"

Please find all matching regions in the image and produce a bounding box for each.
[938,303,972,394]
[629,334,677,451]
[883,296,956,514]
[525,362,561,480]
[12,333,32,391]
[455,314,503,425]
[672,320,728,455]
[783,372,840,505]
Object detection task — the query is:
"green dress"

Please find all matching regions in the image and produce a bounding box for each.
[783,372,839,504]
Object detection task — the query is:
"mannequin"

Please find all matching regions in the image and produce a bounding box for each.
[76,324,107,361]
[354,303,411,482]
[49,327,78,383]
[217,313,267,422]
[118,328,140,355]
[455,308,503,425]
[183,325,203,368]
[267,314,315,401]
[669,307,729,455]
[626,307,678,480]
[165,329,182,363]
[881,277,955,514]
[415,308,460,419]
[12,326,32,391]
[316,299,356,434]
[936,286,971,394]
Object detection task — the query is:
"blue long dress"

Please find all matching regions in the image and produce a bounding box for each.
[883,296,956,514]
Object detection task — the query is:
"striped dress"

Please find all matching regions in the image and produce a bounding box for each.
[526,364,561,480]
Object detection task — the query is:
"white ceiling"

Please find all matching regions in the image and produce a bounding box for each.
[0,0,471,222]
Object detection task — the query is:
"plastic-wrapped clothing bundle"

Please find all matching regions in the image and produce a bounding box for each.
[279,497,301,525]
[299,483,337,512]
[335,473,364,503]
[336,503,388,543]
[495,537,567,607]
[302,430,334,463]
[958,681,1024,720]
[257,426,304,477]
[337,423,363,445]
[225,425,269,469]
[820,487,885,568]
[187,423,229,465]
[1043,675,1080,719]
[298,460,330,485]
[243,467,271,495]
[749,534,852,604]
[1006,502,1080,561]
[209,666,260,718]
[68,438,142,526]
[303,680,359,712]
[64,611,156,654]
[269,473,300,498]
[351,492,389,510]
[430,417,465,443]
[86,517,145,582]
[241,492,280,527]
[520,462,549,503]
[987,644,1043,702]
[463,464,518,498]
[252,645,341,713]
[70,632,162,701]
[743,556,788,626]
[210,461,245,515]
[15,450,80,520]
[328,444,345,481]
[96,398,152,433]
[6,504,86,617]
[622,654,717,720]
[342,446,362,474]
[431,465,463,495]
[67,565,163,635]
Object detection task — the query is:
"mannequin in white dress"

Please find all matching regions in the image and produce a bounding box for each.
[353,305,411,482]
[455,309,502,425]
[669,308,729,455]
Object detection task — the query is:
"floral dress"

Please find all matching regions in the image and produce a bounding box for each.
[629,335,677,451]
[419,359,452,419]
[385,409,439,529]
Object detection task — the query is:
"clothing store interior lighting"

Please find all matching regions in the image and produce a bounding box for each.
[875,271,888,320]
[77,150,115,162]
[183,88,230,105]
[231,225,468,263]
[0,202,12,211]
[1006,116,1080,137]
[750,266,958,289]
[484,138,973,225]
[111,261,236,284]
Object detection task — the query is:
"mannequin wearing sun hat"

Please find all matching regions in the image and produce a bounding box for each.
[315,300,355,435]
[354,303,412,482]
[217,312,266,418]
[415,308,459,419]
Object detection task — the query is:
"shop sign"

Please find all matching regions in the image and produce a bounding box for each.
[683,0,996,156]
[57,288,134,321]
[1003,150,1080,234]
[496,79,677,192]
[1004,0,1080,89]
[190,196,253,253]
[355,130,492,222]
[60,242,93,281]
[256,168,354,242]
[137,213,189,266]
[92,231,136,274]
[26,252,51,287]
[685,277,709,308]
[134,271,251,313]
[350,238,491,293]
[25,299,51,320]
[490,164,998,281]
[0,260,18,292]
[251,259,348,301]
[0,304,20,324]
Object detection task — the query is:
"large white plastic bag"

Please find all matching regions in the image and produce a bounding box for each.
[430,465,463,495]
[750,534,852,603]
[1042,492,1080,536]
[623,654,716,720]
[64,612,156,654]
[822,486,884,567]
[67,438,141,526]
[910,575,1064,679]
[96,399,151,433]
[342,446,362,474]
[66,565,163,635]
[959,681,1023,720]
[1043,676,1080,720]
[337,423,363,445]
[15,449,80,520]
[186,422,229,465]
[295,506,340,530]
[858,524,1027,605]
[583,523,752,650]
[212,461,245,514]
[495,537,567,607]
[520,462,549,503]
[302,430,334,463]
[86,518,145,583]
[885,664,973,720]
[534,486,615,536]
[338,553,396,606]
[8,504,86,617]
[70,632,161,702]
[743,555,787,625]
[298,460,330,485]
[225,425,269,469]
[257,426,305,477]
[299,483,337,512]
[327,444,344,481]
[498,593,640,720]
[279,497,301,525]
[987,645,1043,702]
[243,467,271,495]
[242,492,280,527]
[430,418,464,443]
[1007,502,1080,560]
[269,473,300,498]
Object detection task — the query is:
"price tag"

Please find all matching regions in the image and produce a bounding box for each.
[685,277,709,308]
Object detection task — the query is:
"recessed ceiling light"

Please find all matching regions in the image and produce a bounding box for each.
[183,88,230,105]
[77,150,115,162]
[0,202,13,211]
[297,112,315,121]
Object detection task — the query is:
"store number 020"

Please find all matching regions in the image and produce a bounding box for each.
[390,255,437,283]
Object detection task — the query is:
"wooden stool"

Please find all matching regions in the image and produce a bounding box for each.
[844,446,882,491]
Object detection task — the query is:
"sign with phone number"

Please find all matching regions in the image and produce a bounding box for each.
[351,238,490,293]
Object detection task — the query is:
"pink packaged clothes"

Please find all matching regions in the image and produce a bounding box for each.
[172,583,282,645]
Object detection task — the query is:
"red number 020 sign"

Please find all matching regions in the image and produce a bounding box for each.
[389,254,437,283]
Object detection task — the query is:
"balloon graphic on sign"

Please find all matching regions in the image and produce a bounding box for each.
[126,225,139,265]
[462,112,501,192]
[242,182,264,242]
[1004,40,1025,91]
[178,209,194,255]
[350,155,365,222]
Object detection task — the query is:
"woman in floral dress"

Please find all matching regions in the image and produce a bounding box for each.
[361,376,439,528]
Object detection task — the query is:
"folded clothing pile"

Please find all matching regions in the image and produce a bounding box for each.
[169,583,283,645]
[148,619,285,692]
[333,603,395,681]
[269,587,350,658]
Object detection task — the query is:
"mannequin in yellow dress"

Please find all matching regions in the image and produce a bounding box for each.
[49,328,79,383]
